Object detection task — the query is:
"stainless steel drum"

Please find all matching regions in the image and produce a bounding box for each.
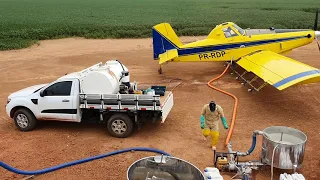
[127,155,205,180]
[260,126,307,170]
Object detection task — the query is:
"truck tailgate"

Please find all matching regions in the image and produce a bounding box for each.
[160,91,174,123]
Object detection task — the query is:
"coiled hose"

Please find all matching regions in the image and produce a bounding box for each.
[0,147,171,175]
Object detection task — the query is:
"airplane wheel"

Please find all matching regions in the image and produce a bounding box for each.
[241,82,246,86]
[248,88,253,92]
[158,68,162,74]
[235,77,239,80]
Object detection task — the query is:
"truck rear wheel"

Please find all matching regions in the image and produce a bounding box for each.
[13,108,37,131]
[107,114,134,138]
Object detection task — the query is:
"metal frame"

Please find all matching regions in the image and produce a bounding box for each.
[79,93,162,111]
[229,63,268,92]
[214,150,239,168]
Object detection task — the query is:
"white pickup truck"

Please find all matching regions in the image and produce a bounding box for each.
[5,60,174,138]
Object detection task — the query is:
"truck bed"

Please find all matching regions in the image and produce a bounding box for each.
[160,91,171,105]
[159,91,174,123]
[79,91,173,112]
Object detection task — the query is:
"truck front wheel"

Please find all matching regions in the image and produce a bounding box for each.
[107,114,134,138]
[13,108,37,131]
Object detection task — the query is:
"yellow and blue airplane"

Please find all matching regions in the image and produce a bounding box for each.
[152,10,320,91]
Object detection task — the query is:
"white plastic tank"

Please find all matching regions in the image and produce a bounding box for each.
[204,167,223,180]
[105,60,130,84]
[80,60,130,94]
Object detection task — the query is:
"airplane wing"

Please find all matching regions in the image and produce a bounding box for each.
[236,50,320,90]
[158,49,178,64]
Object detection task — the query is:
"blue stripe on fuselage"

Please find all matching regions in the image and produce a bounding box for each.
[273,70,320,88]
[177,36,306,56]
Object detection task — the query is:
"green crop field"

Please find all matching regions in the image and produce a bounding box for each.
[0,0,319,50]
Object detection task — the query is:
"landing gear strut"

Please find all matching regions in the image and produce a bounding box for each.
[158,66,162,74]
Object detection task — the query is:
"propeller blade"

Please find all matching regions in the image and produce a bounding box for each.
[314,8,319,30]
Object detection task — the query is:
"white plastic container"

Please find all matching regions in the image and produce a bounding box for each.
[81,71,119,94]
[205,172,223,180]
[147,89,155,95]
[80,60,130,94]
[280,173,305,180]
[204,167,223,180]
[204,167,220,173]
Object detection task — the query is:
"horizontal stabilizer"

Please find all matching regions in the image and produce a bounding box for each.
[159,49,178,65]
[236,50,320,90]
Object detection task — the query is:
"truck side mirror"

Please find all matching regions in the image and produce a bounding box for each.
[40,89,45,97]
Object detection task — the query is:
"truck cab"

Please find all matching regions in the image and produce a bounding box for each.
[5,60,174,138]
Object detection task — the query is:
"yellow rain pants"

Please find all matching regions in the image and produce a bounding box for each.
[202,128,220,147]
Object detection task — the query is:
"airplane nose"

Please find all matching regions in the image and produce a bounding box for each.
[316,31,320,38]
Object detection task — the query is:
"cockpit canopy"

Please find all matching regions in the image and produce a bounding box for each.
[208,22,246,39]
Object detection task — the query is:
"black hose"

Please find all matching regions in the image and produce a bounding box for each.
[116,60,125,71]
[116,60,128,82]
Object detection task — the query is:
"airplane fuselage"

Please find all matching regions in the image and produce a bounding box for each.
[173,30,315,62]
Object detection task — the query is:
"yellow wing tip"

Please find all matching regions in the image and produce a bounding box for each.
[273,70,320,90]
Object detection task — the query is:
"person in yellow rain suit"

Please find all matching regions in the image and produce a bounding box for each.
[200,101,228,150]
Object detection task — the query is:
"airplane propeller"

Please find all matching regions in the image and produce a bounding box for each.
[314,8,320,51]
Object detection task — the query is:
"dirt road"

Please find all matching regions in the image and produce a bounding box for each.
[0,37,319,179]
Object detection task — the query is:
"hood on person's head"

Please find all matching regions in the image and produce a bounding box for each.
[209,101,216,112]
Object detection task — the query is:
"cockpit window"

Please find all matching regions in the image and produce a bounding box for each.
[233,24,245,36]
[222,27,238,38]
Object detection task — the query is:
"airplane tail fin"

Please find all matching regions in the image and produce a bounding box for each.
[152,23,182,64]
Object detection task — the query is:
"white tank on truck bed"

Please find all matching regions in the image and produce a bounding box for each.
[79,60,130,94]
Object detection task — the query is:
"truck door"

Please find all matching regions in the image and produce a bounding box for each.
[37,79,78,121]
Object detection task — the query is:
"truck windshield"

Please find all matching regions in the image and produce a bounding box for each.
[233,24,245,36]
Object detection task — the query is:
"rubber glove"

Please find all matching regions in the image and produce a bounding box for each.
[221,117,228,129]
[200,115,205,129]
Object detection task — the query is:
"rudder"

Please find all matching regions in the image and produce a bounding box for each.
[152,23,182,60]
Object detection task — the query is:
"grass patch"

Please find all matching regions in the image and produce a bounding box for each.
[0,0,319,50]
[301,8,318,13]
[260,8,281,11]
[0,38,38,50]
[217,6,230,9]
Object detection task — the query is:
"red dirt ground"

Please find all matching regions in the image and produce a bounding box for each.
[0,37,319,180]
